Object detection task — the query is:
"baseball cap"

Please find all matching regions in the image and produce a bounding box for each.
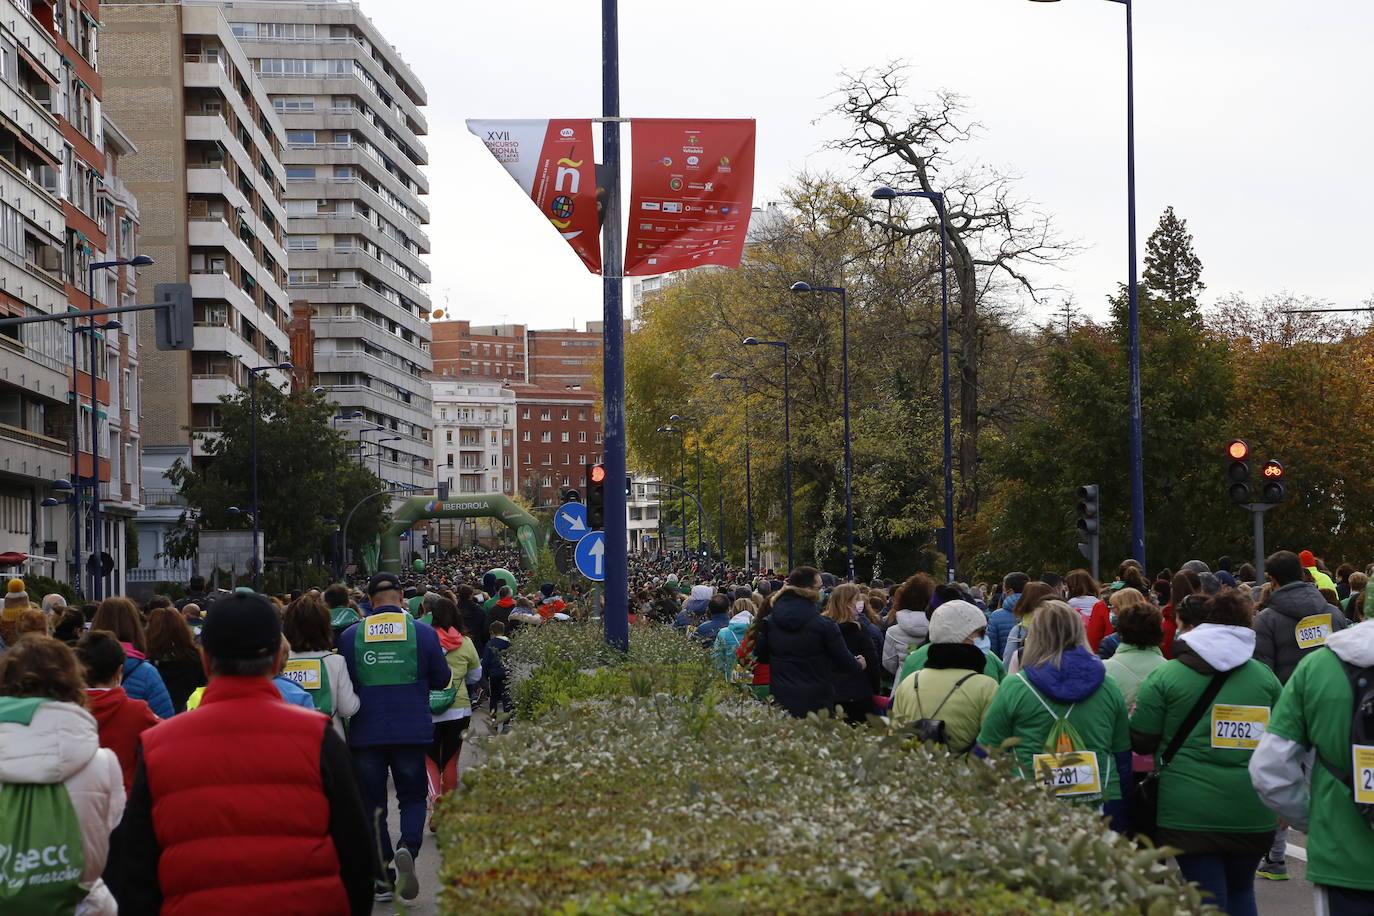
[200,592,282,660]
[367,572,403,595]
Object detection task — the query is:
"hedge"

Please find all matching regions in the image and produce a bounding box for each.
[435,624,1212,915]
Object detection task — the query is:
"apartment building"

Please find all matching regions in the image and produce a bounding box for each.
[432,380,515,497]
[216,0,434,492]
[0,0,148,594]
[430,320,526,382]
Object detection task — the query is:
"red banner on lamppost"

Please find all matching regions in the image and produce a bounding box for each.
[623,119,755,276]
[466,119,603,274]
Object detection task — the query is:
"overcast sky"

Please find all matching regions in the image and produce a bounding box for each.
[360,0,1374,331]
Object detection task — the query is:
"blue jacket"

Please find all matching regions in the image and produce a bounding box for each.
[341,604,452,747]
[693,611,730,646]
[123,656,175,719]
[482,636,511,682]
[272,675,317,709]
[754,586,860,718]
[987,594,1019,659]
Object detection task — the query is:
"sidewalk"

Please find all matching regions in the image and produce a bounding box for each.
[372,712,491,914]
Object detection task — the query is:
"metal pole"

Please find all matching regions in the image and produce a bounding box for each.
[250,372,261,592]
[678,435,686,553]
[694,437,703,556]
[1125,0,1145,568]
[936,197,955,583]
[840,289,854,582]
[744,400,753,573]
[600,0,629,650]
[717,463,724,560]
[1252,504,1269,583]
[69,324,81,599]
[782,343,793,572]
[88,320,102,600]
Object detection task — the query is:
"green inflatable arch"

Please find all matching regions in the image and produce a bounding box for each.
[380,494,540,572]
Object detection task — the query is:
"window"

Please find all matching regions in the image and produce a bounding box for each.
[560,431,569,442]
[288,237,319,250]
[539,409,550,421]
[286,167,316,181]
[561,409,570,420]
[579,410,587,421]
[539,431,551,443]
[502,455,511,468]
[541,453,552,465]
[521,431,530,442]
[286,130,316,144]
[445,430,452,442]
[274,97,316,112]
[578,431,587,443]
[578,454,587,465]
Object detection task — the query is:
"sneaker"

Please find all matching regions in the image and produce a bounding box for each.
[393,847,419,901]
[374,880,394,902]
[1256,856,1289,880]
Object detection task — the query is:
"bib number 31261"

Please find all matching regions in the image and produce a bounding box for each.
[1032,752,1101,797]
[1211,705,1269,749]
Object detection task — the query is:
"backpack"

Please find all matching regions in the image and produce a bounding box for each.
[1018,673,1102,800]
[1316,660,1374,827]
[905,670,977,751]
[0,701,89,915]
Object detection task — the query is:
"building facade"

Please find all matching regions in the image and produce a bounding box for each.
[223,0,434,493]
[431,380,516,499]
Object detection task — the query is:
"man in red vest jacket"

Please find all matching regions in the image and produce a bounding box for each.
[107,591,375,915]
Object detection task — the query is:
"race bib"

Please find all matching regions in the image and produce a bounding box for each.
[1354,746,1374,805]
[1032,752,1101,797]
[1211,704,1269,750]
[281,657,322,690]
[1295,613,1333,649]
[365,612,409,642]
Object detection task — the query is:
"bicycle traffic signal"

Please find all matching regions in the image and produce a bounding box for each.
[1226,439,1251,505]
[1261,459,1286,504]
[587,464,606,529]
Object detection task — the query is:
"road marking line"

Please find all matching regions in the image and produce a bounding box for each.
[1286,843,1308,862]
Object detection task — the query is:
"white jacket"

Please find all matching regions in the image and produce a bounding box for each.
[1249,619,1374,831]
[0,700,125,915]
[288,649,361,736]
[882,610,930,675]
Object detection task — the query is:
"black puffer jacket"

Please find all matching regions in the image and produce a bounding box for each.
[1255,581,1349,683]
[755,586,860,717]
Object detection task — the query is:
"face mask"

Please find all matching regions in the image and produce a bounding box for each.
[973,635,991,653]
[855,601,865,613]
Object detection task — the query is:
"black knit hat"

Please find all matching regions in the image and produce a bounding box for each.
[200,592,281,660]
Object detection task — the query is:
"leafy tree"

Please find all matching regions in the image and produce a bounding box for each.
[163,387,388,572]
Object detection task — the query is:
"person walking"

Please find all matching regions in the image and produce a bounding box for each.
[823,584,880,723]
[890,600,998,754]
[1103,602,1167,710]
[341,572,452,903]
[1065,569,1113,652]
[74,630,159,795]
[880,573,934,676]
[144,607,206,714]
[1002,581,1058,673]
[0,635,124,915]
[987,572,1029,659]
[283,594,360,736]
[1131,593,1280,916]
[89,597,174,719]
[425,595,481,813]
[711,598,755,680]
[107,591,374,915]
[978,601,1130,814]
[753,567,862,718]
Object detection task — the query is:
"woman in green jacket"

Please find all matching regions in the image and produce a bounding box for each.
[978,601,1130,815]
[1131,592,1280,916]
[1103,602,1166,710]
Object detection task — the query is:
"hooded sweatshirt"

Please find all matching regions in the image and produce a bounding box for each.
[711,611,753,679]
[977,647,1130,801]
[0,698,124,915]
[1252,620,1374,891]
[1130,624,1280,853]
[753,586,860,718]
[119,643,175,719]
[1255,580,1350,683]
[987,594,1018,658]
[881,609,930,675]
[86,687,159,794]
[673,585,714,632]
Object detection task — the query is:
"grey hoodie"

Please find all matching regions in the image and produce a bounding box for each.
[881,609,929,675]
[1255,581,1349,683]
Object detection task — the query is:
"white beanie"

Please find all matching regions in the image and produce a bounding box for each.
[689,584,713,603]
[929,600,987,645]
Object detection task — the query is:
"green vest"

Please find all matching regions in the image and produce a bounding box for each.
[355,610,419,686]
[282,654,335,716]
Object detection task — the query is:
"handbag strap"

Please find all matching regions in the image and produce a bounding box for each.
[1160,668,1234,767]
[914,670,978,721]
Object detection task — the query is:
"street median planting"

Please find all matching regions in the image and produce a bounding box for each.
[435,623,1211,915]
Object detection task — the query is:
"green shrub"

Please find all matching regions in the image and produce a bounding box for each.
[436,695,1210,915]
[23,574,75,605]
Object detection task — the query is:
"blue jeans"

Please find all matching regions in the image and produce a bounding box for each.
[353,744,428,868]
[1177,854,1260,916]
[1321,884,1374,915]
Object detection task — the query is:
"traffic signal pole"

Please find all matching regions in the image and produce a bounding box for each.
[600,0,628,650]
[1247,503,1277,583]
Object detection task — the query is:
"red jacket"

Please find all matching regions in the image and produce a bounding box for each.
[139,676,349,916]
[87,686,159,794]
[1160,603,1178,659]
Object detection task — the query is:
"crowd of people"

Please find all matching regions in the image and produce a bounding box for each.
[1,545,1372,914]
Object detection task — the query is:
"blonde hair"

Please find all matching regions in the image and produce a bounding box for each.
[1020,600,1087,670]
[823,583,862,625]
[730,598,755,618]
[1108,588,1148,614]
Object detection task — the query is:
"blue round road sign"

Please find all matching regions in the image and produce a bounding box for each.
[573,530,606,582]
[553,501,589,541]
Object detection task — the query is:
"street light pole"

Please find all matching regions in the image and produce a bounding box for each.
[248,361,292,592]
[669,414,702,555]
[710,374,756,572]
[1031,0,1144,566]
[790,282,854,581]
[871,187,955,582]
[742,337,793,571]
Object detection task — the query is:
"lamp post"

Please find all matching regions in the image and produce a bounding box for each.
[670,414,703,556]
[356,426,387,466]
[332,410,363,429]
[1029,0,1144,565]
[248,361,293,592]
[375,436,402,479]
[871,187,955,582]
[655,425,686,553]
[710,373,754,572]
[742,337,793,571]
[789,282,854,582]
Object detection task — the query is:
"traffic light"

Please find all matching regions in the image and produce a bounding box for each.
[1261,459,1286,504]
[588,463,606,529]
[1226,439,1251,505]
[625,475,633,498]
[561,487,581,504]
[154,282,193,351]
[1076,484,1100,578]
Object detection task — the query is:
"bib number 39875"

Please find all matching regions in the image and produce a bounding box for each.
[1211,705,1269,749]
[1353,746,1374,805]
[1295,614,1333,649]
[1032,752,1101,797]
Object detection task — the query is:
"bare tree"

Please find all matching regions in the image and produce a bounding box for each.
[830,65,1072,516]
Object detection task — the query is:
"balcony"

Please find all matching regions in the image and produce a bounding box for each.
[0,421,68,482]
[191,374,239,404]
[0,77,61,162]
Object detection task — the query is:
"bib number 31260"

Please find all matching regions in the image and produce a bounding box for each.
[1032,752,1101,797]
[1211,705,1270,750]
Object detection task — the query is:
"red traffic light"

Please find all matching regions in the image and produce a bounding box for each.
[1262,459,1285,479]
[589,464,607,484]
[1226,439,1250,461]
